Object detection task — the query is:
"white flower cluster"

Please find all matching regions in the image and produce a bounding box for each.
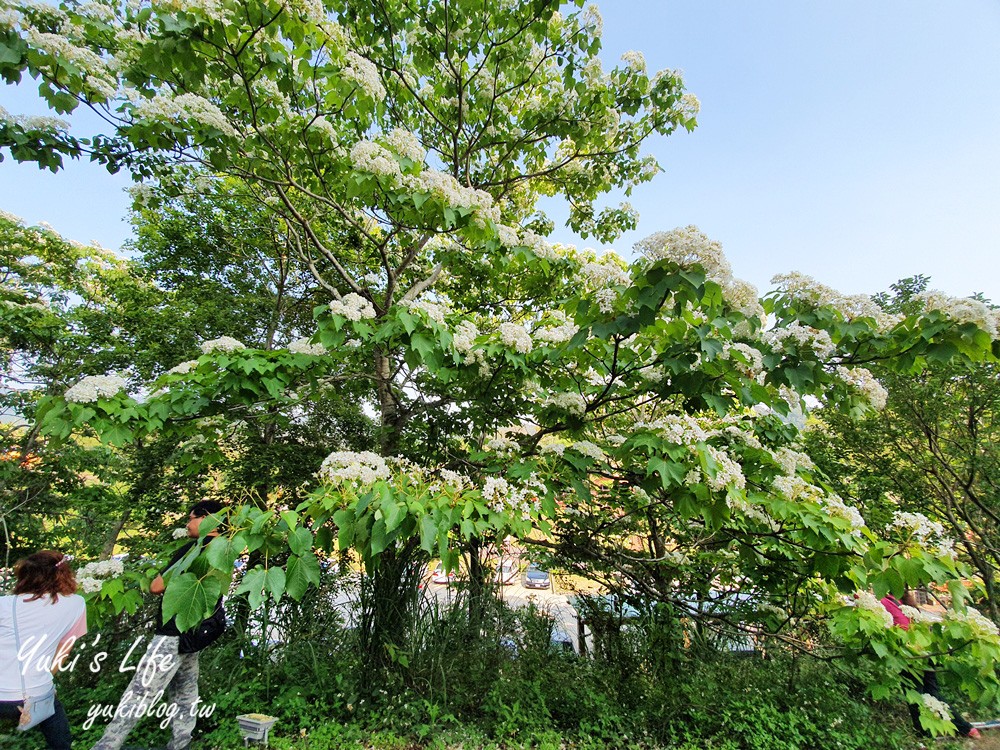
[0,208,24,224]
[436,469,470,492]
[620,50,647,75]
[165,360,198,375]
[157,0,223,17]
[481,475,542,520]
[725,278,764,319]
[918,290,1000,339]
[318,450,390,485]
[635,225,732,287]
[496,224,520,247]
[533,311,577,345]
[412,170,500,228]
[134,92,236,137]
[538,438,567,456]
[702,445,746,491]
[343,51,386,101]
[329,293,376,321]
[820,495,867,537]
[401,298,450,325]
[172,527,190,540]
[25,30,116,99]
[835,366,888,410]
[200,336,246,353]
[726,494,773,525]
[65,374,128,403]
[720,343,765,380]
[499,322,533,354]
[451,320,490,375]
[945,607,1000,639]
[582,3,603,36]
[635,414,709,445]
[920,694,952,722]
[76,558,125,594]
[576,253,630,314]
[763,323,836,359]
[899,605,939,625]
[774,476,866,537]
[889,511,955,558]
[485,436,519,454]
[771,272,902,331]
[634,227,763,317]
[772,446,814,477]
[350,140,401,179]
[289,337,327,355]
[570,440,604,461]
[637,363,668,383]
[452,320,478,354]
[309,116,339,141]
[521,230,559,261]
[542,391,587,417]
[0,104,70,133]
[285,0,326,23]
[382,128,425,164]
[854,591,894,628]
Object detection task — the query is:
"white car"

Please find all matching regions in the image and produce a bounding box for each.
[430,563,457,585]
[495,560,518,585]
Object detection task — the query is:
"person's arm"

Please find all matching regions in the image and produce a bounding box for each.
[152,541,194,595]
[52,610,88,673]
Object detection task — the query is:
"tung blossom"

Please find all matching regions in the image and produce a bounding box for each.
[499,322,533,354]
[289,338,327,355]
[836,366,888,410]
[635,225,732,287]
[319,450,390,485]
[542,391,587,417]
[65,375,128,403]
[133,92,236,137]
[200,336,246,353]
[165,360,198,375]
[570,440,604,461]
[329,293,376,321]
[854,591,894,629]
[76,558,125,594]
[343,51,386,101]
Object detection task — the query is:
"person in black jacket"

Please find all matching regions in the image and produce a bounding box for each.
[92,501,226,750]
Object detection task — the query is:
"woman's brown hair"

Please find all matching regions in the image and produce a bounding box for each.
[13,551,77,602]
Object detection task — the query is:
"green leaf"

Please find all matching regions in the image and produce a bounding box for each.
[162,572,222,632]
[288,526,312,557]
[419,515,437,553]
[370,518,390,556]
[205,533,246,571]
[285,553,321,600]
[264,566,286,601]
[236,568,267,610]
[315,526,334,553]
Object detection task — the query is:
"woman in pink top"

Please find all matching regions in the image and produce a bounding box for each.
[1,551,88,750]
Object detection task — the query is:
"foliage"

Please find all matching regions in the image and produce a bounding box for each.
[4,0,1000,729]
[810,276,1000,621]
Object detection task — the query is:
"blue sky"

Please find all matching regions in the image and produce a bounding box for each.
[2,1,999,301]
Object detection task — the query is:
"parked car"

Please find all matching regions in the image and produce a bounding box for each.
[430,562,457,585]
[523,564,551,590]
[495,560,518,585]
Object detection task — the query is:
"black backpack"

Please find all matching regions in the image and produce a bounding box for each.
[178,600,226,654]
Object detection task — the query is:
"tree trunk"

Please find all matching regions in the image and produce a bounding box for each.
[100,508,131,559]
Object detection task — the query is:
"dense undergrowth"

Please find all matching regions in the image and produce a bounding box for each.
[3,578,922,750]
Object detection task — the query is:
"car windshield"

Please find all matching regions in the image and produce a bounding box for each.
[527,570,548,579]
